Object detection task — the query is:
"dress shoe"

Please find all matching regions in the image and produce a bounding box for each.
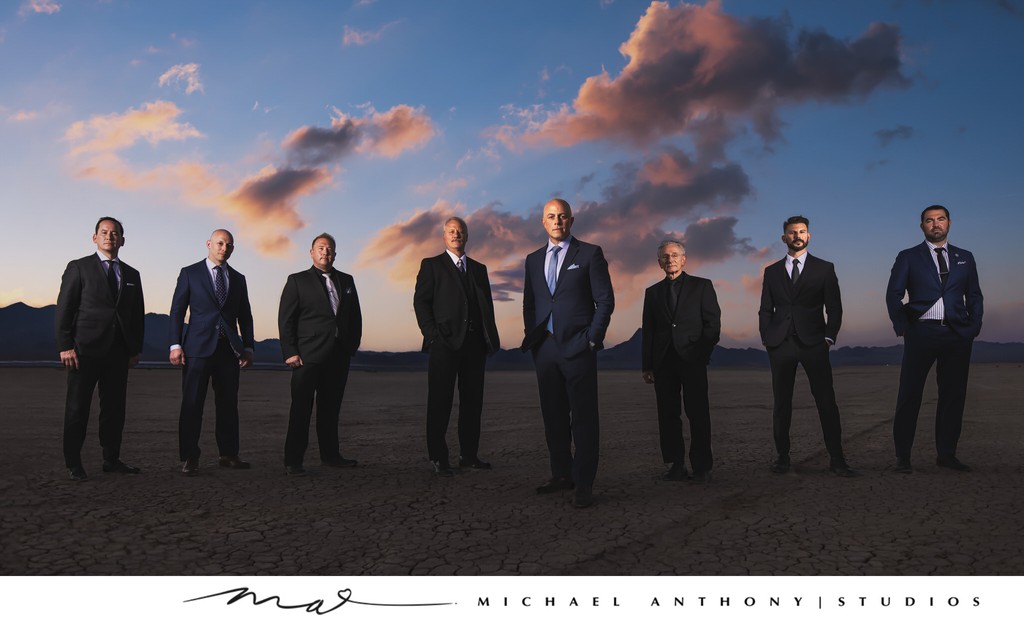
[536,477,574,494]
[218,456,251,469]
[689,469,713,484]
[936,456,971,472]
[68,466,88,481]
[181,457,199,476]
[661,462,688,481]
[285,465,307,477]
[102,459,141,474]
[431,460,455,477]
[458,456,492,469]
[829,458,858,478]
[321,457,358,468]
[770,455,791,474]
[895,457,913,474]
[571,486,594,508]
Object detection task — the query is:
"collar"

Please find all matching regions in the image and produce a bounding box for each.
[444,249,467,266]
[547,237,570,253]
[205,258,228,272]
[95,251,118,263]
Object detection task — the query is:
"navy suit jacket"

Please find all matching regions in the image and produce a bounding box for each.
[55,254,145,358]
[642,272,721,370]
[759,254,842,348]
[169,260,255,358]
[885,242,983,339]
[413,253,500,354]
[278,266,362,363]
[521,237,614,357]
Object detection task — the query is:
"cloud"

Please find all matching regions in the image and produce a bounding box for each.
[500,0,908,155]
[223,166,332,254]
[285,104,436,165]
[875,124,913,146]
[7,110,38,122]
[159,63,204,95]
[65,100,202,156]
[342,21,399,46]
[18,0,60,16]
[412,176,470,196]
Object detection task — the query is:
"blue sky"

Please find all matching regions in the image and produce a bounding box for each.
[1,0,1021,351]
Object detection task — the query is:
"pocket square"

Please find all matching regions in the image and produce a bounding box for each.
[125,283,135,287]
[344,287,353,294]
[957,260,967,265]
[567,264,580,270]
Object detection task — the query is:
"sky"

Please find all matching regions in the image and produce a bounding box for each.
[1,0,1021,352]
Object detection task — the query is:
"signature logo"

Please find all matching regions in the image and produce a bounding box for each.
[185,586,452,616]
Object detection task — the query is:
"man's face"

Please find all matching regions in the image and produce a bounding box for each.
[443,220,468,256]
[310,237,336,272]
[207,230,235,264]
[658,245,686,279]
[920,209,950,243]
[782,222,811,253]
[542,201,573,243]
[92,220,124,258]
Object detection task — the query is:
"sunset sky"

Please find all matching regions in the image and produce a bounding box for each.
[1,0,1021,352]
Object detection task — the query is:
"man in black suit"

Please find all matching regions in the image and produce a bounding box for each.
[885,205,983,473]
[758,216,855,477]
[522,198,614,508]
[278,233,363,476]
[55,217,145,481]
[642,240,721,483]
[413,217,500,477]
[169,229,255,475]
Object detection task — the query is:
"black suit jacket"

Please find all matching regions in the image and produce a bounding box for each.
[413,253,500,354]
[642,272,721,370]
[278,266,362,363]
[55,254,145,357]
[758,254,842,348]
[169,260,255,358]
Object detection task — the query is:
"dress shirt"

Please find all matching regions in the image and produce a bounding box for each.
[444,249,467,269]
[96,251,121,288]
[543,239,570,286]
[919,240,948,322]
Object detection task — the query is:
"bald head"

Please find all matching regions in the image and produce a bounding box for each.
[207,229,235,265]
[542,198,574,243]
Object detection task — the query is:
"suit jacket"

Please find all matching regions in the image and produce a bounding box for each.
[55,254,145,358]
[759,254,842,349]
[278,266,362,363]
[885,242,983,339]
[642,272,721,370]
[169,260,255,358]
[521,237,615,357]
[413,253,500,354]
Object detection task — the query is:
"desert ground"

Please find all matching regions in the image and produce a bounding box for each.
[1,364,1021,575]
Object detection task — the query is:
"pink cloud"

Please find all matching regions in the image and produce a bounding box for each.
[342,21,399,46]
[18,0,60,16]
[65,100,202,156]
[158,63,204,95]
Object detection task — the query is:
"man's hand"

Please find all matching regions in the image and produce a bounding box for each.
[60,349,79,370]
[239,352,253,369]
[169,348,185,367]
[642,370,655,385]
[285,355,303,369]
[128,355,140,368]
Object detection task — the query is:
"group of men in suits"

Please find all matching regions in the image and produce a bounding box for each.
[56,203,983,505]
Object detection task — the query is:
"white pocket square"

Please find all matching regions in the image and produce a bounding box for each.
[957,261,967,265]
[567,264,580,270]
[125,283,136,287]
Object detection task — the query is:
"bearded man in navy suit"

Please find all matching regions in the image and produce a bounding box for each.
[886,205,983,474]
[522,198,614,508]
[169,229,255,475]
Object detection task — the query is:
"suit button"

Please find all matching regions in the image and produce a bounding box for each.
[672,324,677,328]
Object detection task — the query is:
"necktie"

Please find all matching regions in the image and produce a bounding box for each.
[669,278,681,314]
[935,247,949,287]
[214,265,227,307]
[456,258,465,274]
[791,258,800,284]
[547,246,560,295]
[323,273,339,315]
[105,259,119,298]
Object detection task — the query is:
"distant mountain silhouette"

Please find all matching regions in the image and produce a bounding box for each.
[3,302,1022,369]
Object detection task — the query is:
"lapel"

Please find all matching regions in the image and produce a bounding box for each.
[199,260,220,309]
[91,254,119,305]
[656,278,671,319]
[674,273,699,320]
[307,267,335,316]
[554,238,580,293]
[916,243,943,290]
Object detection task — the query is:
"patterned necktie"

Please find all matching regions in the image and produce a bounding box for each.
[547,246,560,295]
[105,259,119,298]
[456,258,465,274]
[935,247,949,287]
[214,265,227,307]
[791,258,800,284]
[323,273,339,315]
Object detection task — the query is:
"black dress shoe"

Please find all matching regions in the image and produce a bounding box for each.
[181,457,199,476]
[571,486,594,508]
[770,455,791,474]
[68,466,88,481]
[829,458,858,478]
[458,456,492,469]
[322,457,358,468]
[536,477,574,494]
[431,460,455,477]
[285,465,307,476]
[936,456,971,472]
[895,457,913,474]
[661,462,687,481]
[218,456,251,469]
[689,469,712,484]
[102,460,141,474]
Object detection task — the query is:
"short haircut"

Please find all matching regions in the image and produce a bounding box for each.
[442,216,468,233]
[311,232,336,249]
[783,215,809,231]
[94,216,124,237]
[921,205,949,222]
[657,239,686,257]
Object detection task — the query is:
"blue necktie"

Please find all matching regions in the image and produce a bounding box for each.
[546,247,560,333]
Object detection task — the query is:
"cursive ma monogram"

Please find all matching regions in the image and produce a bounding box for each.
[184,587,453,615]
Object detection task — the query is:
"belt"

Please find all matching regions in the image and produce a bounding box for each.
[918,319,947,326]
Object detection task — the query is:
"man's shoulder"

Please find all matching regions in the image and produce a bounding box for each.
[806,253,834,268]
[181,259,206,274]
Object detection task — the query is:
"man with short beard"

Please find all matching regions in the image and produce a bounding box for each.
[758,216,856,477]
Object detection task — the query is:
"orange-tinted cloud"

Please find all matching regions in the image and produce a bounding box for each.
[7,110,38,122]
[342,22,398,46]
[159,63,204,95]
[65,100,202,156]
[506,1,907,152]
[285,104,436,164]
[19,0,60,16]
